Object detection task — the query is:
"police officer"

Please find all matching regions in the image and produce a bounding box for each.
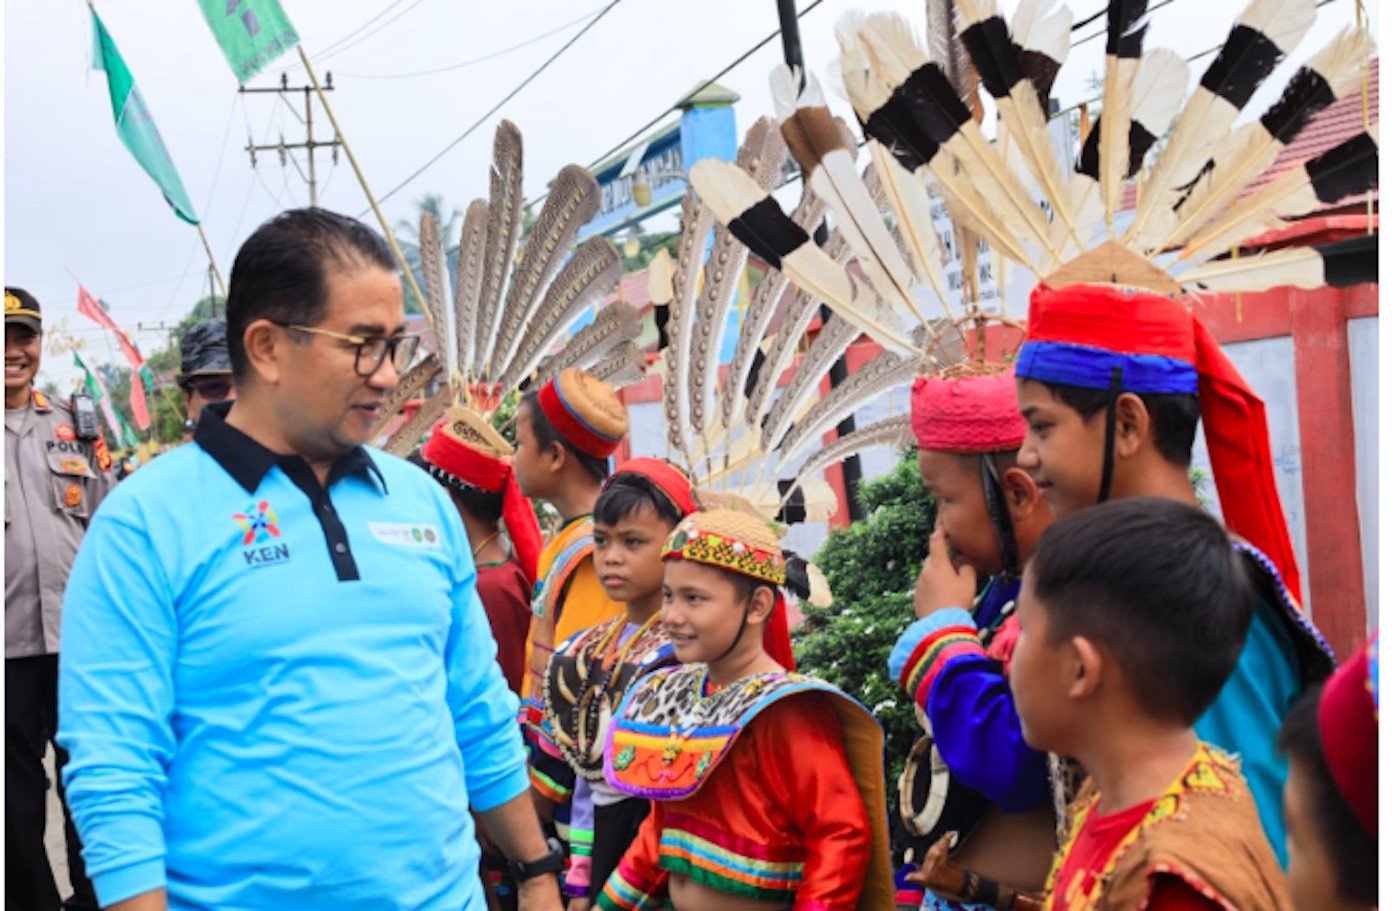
[5,286,110,911]
[175,319,235,441]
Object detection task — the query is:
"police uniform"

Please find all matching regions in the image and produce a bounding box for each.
[5,286,110,910]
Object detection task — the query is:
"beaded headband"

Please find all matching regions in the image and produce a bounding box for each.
[662,509,785,586]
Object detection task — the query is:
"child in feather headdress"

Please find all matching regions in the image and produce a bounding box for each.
[540,458,695,909]
[888,365,1060,911]
[514,367,628,820]
[595,506,894,911]
[1014,283,1334,865]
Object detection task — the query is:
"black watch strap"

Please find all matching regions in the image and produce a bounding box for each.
[507,836,565,883]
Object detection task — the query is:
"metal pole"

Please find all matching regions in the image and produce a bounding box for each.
[774,0,865,522]
[305,86,317,207]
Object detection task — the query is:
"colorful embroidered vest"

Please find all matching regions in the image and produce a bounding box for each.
[604,664,895,910]
[542,615,675,781]
[1047,744,1290,911]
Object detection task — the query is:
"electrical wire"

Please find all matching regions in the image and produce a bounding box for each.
[316,0,434,64]
[310,0,411,60]
[362,0,624,214]
[336,6,610,80]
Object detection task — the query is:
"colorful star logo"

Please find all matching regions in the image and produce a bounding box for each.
[233,500,281,546]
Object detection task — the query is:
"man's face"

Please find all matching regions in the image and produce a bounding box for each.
[1016,378,1105,517]
[917,449,1002,577]
[5,324,41,397]
[275,264,404,461]
[184,374,235,425]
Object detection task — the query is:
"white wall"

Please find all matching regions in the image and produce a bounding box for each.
[1347,316,1378,630]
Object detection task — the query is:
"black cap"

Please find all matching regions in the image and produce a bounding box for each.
[177,319,233,383]
[4,287,42,333]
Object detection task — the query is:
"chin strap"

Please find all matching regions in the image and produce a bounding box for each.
[1096,367,1124,505]
[979,454,1019,576]
[716,599,753,666]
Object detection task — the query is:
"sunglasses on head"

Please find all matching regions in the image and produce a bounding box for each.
[189,378,233,401]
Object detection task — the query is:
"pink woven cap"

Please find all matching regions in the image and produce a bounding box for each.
[910,369,1027,453]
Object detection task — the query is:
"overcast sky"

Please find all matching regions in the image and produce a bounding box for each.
[3,0,1372,388]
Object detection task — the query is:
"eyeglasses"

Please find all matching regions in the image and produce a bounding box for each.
[189,378,233,401]
[273,322,421,377]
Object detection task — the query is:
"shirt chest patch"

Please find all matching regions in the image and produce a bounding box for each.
[367,521,442,549]
[233,500,292,568]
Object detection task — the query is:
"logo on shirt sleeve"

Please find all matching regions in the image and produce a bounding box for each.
[234,500,291,567]
[367,521,441,549]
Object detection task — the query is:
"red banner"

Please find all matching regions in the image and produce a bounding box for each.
[77,284,150,428]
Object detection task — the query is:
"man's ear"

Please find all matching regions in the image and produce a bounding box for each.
[242,320,282,385]
[1115,393,1151,459]
[1067,635,1103,702]
[1000,465,1040,518]
[746,585,776,626]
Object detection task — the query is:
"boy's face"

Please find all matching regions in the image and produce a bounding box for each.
[593,506,673,606]
[660,560,750,665]
[917,449,1002,577]
[1283,760,1369,911]
[1007,566,1076,754]
[1016,378,1105,517]
[511,401,553,499]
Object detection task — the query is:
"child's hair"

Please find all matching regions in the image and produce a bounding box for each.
[1043,384,1201,467]
[407,451,504,523]
[1026,496,1251,724]
[595,472,684,528]
[518,391,611,483]
[1277,686,1378,906]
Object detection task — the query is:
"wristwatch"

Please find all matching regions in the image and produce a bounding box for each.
[507,837,565,883]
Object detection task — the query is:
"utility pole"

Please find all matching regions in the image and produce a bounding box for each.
[242,71,341,207]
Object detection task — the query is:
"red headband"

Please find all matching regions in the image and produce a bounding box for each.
[1318,633,1378,838]
[421,421,544,588]
[910,371,1026,453]
[538,374,624,458]
[605,457,698,518]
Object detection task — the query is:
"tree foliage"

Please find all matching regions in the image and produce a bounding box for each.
[794,449,937,808]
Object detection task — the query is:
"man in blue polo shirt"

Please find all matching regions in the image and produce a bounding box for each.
[57,208,565,911]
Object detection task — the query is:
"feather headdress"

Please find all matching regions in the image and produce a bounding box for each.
[373,119,639,457]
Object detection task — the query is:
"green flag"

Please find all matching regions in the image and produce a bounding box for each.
[195,0,300,84]
[90,8,200,225]
[73,352,140,448]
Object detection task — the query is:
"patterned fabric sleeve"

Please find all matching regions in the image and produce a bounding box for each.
[888,609,1049,813]
[760,697,871,911]
[564,779,595,899]
[597,804,667,911]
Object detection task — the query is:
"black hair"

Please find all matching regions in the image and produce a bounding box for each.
[595,472,684,528]
[1025,497,1251,725]
[226,207,396,380]
[1044,384,1201,467]
[1277,686,1378,906]
[518,391,611,483]
[955,449,1020,477]
[406,451,505,522]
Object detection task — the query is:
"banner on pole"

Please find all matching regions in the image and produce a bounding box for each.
[76,285,152,430]
[195,0,300,84]
[90,8,200,225]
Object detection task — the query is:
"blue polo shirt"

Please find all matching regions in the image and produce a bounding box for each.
[58,403,528,910]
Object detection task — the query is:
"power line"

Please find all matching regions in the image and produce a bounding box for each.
[335,6,610,80]
[316,0,434,64]
[310,0,411,59]
[362,0,624,215]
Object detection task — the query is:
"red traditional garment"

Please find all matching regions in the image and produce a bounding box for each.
[599,683,876,911]
[475,556,532,693]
